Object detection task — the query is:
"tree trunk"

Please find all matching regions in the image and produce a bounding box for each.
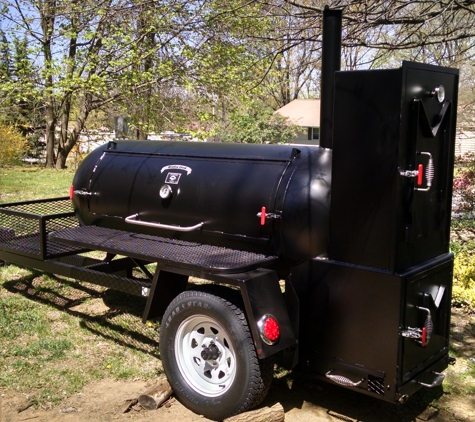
[224,403,285,422]
[57,93,72,169]
[56,16,78,169]
[137,378,172,410]
[44,113,56,168]
[56,94,90,169]
[39,0,57,168]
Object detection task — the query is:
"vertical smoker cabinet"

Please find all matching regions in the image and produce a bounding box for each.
[329,61,458,272]
[291,61,458,402]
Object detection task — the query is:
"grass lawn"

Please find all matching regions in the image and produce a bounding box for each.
[0,165,162,407]
[0,166,75,202]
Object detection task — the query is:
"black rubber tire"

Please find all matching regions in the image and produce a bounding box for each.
[160,288,273,421]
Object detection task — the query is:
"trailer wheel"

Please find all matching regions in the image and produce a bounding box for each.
[160,288,273,421]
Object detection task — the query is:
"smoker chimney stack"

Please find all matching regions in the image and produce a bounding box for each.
[319,6,342,149]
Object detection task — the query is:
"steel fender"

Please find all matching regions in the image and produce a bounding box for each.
[237,269,297,360]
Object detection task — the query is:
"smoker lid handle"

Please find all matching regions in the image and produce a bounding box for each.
[125,214,204,232]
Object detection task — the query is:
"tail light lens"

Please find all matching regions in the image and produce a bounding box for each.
[257,314,280,345]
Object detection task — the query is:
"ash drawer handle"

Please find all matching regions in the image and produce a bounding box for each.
[325,370,364,387]
[125,214,204,232]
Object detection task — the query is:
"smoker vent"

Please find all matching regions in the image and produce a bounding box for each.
[367,375,385,396]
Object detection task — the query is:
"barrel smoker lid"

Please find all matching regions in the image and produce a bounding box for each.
[102,140,321,162]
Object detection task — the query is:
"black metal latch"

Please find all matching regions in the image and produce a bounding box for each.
[399,151,434,192]
[400,306,433,347]
[73,190,93,197]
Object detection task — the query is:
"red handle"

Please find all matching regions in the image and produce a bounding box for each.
[421,326,427,347]
[260,206,266,225]
[417,164,423,186]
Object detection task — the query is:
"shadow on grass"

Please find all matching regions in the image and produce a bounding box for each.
[2,270,160,358]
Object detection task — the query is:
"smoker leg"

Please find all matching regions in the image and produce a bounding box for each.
[142,268,188,322]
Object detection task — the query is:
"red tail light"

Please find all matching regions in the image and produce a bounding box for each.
[257,314,280,345]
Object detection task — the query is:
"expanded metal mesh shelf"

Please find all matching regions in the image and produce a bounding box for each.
[0,197,73,215]
[50,225,279,273]
[0,197,85,259]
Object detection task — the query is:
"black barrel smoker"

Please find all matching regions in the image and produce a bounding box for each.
[0,8,458,421]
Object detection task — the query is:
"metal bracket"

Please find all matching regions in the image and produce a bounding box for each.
[73,190,93,196]
[399,170,419,178]
[256,212,281,219]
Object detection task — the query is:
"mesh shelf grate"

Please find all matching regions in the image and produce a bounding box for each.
[50,225,279,273]
[1,198,73,215]
[0,198,84,259]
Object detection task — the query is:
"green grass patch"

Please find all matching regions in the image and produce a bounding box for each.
[0,166,75,202]
[0,265,162,407]
[0,164,162,408]
[444,360,475,395]
[0,295,50,338]
[8,338,72,360]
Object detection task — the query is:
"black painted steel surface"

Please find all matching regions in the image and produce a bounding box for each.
[329,61,459,272]
[72,141,332,263]
[319,7,342,149]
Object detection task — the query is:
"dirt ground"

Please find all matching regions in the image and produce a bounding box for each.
[1,309,474,422]
[0,375,474,422]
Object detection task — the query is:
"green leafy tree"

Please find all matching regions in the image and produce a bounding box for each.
[223,101,299,144]
[0,29,10,79]
[0,1,201,167]
[453,152,475,218]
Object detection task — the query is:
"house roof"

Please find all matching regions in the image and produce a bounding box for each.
[275,99,320,128]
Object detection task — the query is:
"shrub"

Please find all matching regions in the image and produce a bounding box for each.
[0,123,29,166]
[225,102,300,144]
[452,251,475,308]
[453,151,475,218]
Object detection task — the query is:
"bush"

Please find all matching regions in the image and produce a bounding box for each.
[225,102,299,144]
[453,152,475,218]
[0,123,29,166]
[452,251,475,309]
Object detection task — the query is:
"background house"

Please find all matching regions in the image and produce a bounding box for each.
[275,99,320,145]
[456,131,475,156]
[277,100,474,156]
